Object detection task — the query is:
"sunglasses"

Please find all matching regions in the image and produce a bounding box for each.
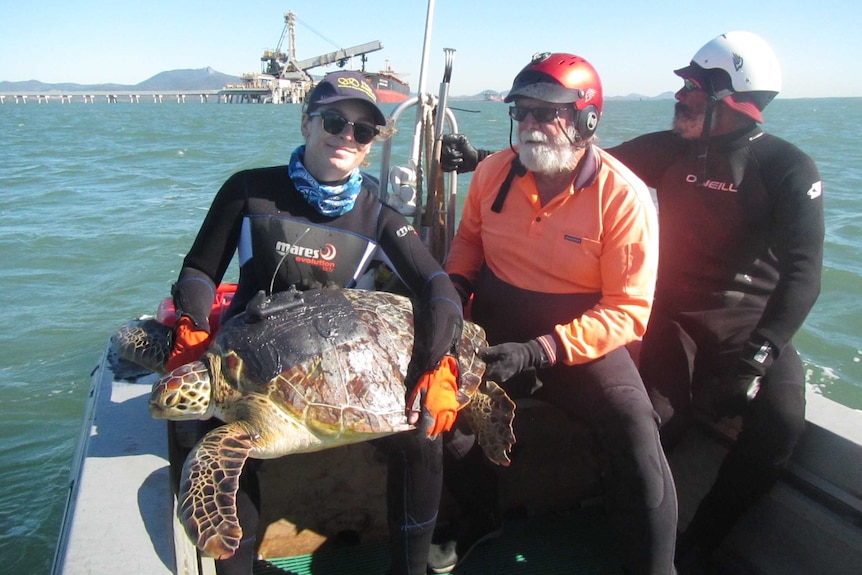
[308,109,380,144]
[681,78,702,93]
[508,106,570,124]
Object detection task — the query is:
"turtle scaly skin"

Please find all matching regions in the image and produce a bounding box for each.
[115,287,516,559]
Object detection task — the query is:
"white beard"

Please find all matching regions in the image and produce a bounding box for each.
[517,129,581,174]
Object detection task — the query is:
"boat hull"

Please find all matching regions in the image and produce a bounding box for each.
[366,72,409,104]
[51,348,207,574]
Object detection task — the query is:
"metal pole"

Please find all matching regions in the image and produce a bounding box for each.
[406,0,438,233]
[424,48,456,261]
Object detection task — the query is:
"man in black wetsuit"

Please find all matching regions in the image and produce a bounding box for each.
[166,70,464,575]
[441,31,824,573]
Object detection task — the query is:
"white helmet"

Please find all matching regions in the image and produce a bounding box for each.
[676,31,781,108]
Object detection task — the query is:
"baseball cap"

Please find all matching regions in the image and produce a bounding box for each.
[305,71,387,127]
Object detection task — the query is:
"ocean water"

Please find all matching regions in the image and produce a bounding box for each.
[1,97,860,573]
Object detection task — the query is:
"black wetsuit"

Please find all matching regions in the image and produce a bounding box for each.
[609,125,824,554]
[172,165,462,575]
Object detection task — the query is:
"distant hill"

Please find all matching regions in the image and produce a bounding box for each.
[450,90,506,101]
[0,69,673,100]
[606,92,675,101]
[0,67,242,93]
[0,79,131,92]
[135,67,241,91]
[451,90,675,101]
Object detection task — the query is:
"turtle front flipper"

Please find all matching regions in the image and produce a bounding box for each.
[112,318,173,374]
[463,380,516,466]
[179,423,255,559]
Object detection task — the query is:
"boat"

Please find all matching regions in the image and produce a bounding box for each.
[51,3,862,574]
[50,298,862,575]
[366,62,411,104]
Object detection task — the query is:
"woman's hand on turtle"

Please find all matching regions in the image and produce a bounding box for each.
[166,316,212,372]
[406,355,461,437]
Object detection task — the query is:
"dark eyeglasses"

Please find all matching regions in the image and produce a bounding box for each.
[309,109,380,144]
[681,78,702,93]
[508,106,569,124]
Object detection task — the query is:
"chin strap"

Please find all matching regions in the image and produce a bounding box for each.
[696,97,718,188]
[696,70,739,187]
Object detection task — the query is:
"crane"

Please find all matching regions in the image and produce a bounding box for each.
[294,41,383,72]
[260,11,302,78]
[260,11,384,79]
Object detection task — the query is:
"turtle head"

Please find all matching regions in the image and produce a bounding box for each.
[149,360,215,420]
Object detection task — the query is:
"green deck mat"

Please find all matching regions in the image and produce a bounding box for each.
[254,506,622,575]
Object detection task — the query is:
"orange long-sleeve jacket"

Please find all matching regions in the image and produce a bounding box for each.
[444,146,658,365]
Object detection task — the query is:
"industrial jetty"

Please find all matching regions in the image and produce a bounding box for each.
[0,11,409,106]
[219,11,410,104]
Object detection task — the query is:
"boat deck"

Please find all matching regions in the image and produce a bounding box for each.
[254,506,619,574]
[53,344,862,575]
[248,426,862,575]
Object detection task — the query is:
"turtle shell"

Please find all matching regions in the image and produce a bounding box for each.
[209,288,485,437]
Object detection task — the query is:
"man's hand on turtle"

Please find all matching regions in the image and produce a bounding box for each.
[479,339,553,383]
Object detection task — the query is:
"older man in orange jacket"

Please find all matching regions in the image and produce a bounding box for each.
[428,53,677,575]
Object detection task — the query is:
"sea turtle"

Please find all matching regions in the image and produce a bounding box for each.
[113,287,516,559]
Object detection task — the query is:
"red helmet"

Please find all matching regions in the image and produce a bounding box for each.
[504,52,603,138]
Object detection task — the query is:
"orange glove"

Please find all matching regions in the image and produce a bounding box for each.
[165,316,212,372]
[407,355,462,437]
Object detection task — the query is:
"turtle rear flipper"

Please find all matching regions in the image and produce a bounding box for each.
[464,380,516,466]
[179,423,254,559]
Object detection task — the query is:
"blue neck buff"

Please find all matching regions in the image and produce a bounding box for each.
[288,146,363,217]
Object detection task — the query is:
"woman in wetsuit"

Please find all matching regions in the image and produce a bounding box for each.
[166,70,463,575]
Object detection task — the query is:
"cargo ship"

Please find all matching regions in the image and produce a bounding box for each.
[366,62,410,103]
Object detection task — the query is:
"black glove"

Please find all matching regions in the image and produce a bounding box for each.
[448,273,473,307]
[441,134,481,174]
[711,339,773,417]
[479,339,552,383]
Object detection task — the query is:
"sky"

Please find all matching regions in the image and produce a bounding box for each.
[2,0,860,99]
